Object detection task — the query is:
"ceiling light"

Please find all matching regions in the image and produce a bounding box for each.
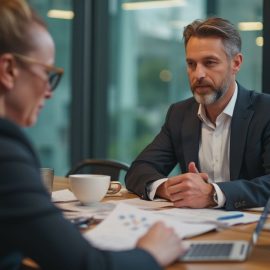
[238,22,263,31]
[47,10,74,20]
[256,36,263,47]
[122,0,186,11]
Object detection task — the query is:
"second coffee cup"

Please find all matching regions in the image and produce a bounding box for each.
[69,174,121,205]
[40,167,54,195]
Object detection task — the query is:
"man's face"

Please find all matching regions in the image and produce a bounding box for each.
[185,36,235,105]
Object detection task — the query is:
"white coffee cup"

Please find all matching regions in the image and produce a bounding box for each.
[69,174,121,205]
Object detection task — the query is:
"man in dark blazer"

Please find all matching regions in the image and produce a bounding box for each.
[125,17,270,211]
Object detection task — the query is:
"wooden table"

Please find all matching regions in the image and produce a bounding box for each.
[25,176,270,269]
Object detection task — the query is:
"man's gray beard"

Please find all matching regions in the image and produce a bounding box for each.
[193,84,228,105]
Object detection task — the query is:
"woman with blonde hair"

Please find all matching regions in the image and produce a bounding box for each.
[0,1,184,269]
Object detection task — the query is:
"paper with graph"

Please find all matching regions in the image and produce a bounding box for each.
[84,203,216,251]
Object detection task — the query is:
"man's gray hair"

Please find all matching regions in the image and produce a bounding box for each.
[183,17,241,58]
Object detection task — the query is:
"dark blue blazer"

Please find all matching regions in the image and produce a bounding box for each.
[125,84,270,210]
[0,118,161,270]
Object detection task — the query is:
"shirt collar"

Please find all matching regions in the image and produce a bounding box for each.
[197,82,238,121]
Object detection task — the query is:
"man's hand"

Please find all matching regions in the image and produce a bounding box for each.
[188,162,208,182]
[156,162,216,208]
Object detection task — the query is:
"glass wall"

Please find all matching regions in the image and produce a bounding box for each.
[26,0,73,176]
[22,0,263,177]
[108,0,263,166]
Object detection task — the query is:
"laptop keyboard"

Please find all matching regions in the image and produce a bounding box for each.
[185,243,233,258]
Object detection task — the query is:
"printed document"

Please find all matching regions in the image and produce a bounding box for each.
[157,208,259,226]
[84,203,216,251]
[106,197,173,210]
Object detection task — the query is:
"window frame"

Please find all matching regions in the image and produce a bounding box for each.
[71,0,268,164]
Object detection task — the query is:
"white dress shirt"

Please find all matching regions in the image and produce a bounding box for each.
[148,83,238,208]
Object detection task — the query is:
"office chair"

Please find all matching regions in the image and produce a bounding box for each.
[65,159,130,181]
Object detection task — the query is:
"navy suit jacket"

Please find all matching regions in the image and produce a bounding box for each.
[125,84,270,210]
[0,118,161,270]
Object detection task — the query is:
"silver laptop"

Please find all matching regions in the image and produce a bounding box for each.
[180,198,270,262]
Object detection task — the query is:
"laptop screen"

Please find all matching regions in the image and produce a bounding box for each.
[251,198,270,246]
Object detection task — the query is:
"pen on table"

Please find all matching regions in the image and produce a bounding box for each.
[217,213,244,221]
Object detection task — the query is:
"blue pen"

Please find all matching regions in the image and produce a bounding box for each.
[217,213,244,221]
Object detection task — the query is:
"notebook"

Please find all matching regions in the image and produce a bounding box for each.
[180,198,270,262]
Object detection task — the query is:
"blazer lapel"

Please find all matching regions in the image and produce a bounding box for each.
[182,101,201,172]
[230,85,254,179]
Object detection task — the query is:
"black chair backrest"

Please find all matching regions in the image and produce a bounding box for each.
[65,159,130,181]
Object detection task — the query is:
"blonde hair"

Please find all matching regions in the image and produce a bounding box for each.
[0,0,46,55]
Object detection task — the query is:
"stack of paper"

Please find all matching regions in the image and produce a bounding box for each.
[84,203,216,251]
[52,189,115,220]
[52,189,260,251]
[157,208,259,226]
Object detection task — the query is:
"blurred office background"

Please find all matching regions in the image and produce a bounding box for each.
[26,0,268,180]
